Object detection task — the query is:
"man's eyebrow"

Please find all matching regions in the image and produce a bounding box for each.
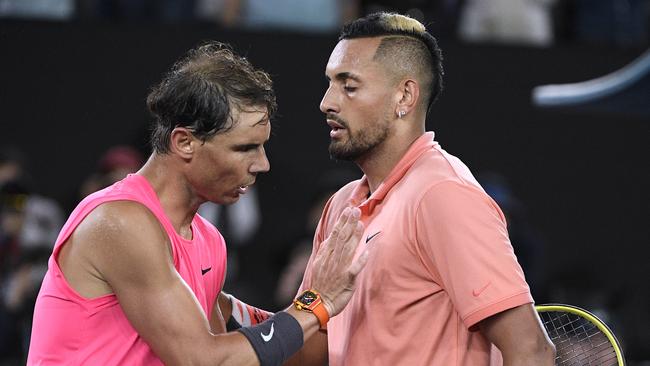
[252,114,270,126]
[326,72,362,82]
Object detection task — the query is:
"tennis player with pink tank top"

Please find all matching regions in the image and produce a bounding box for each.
[28,174,227,365]
[27,41,371,366]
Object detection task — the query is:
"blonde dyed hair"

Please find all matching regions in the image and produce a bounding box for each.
[339,12,444,112]
[378,13,427,34]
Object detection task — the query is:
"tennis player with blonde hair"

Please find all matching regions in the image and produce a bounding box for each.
[298,12,556,365]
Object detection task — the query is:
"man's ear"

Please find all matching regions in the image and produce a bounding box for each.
[395,79,420,118]
[169,127,195,159]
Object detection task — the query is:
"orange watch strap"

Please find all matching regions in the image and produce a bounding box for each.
[312,302,329,328]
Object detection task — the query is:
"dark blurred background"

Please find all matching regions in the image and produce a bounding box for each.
[1,0,649,364]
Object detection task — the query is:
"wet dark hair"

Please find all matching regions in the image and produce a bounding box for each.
[339,12,444,113]
[147,42,277,154]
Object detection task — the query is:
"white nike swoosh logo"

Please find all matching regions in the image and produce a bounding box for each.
[261,322,274,342]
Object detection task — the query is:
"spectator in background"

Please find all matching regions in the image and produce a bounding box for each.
[2,244,50,364]
[0,147,63,364]
[572,0,649,46]
[196,0,359,32]
[0,148,26,186]
[0,179,57,364]
[458,0,557,46]
[76,0,195,23]
[0,180,30,364]
[79,145,144,199]
[0,0,74,20]
[0,180,29,277]
[0,147,63,254]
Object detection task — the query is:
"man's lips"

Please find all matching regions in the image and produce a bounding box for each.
[236,182,255,195]
[327,119,346,138]
[327,119,345,129]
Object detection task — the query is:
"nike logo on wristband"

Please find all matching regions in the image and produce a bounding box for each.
[366,231,381,243]
[261,322,274,342]
[201,267,212,275]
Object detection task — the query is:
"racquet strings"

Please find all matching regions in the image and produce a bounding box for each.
[539,310,618,366]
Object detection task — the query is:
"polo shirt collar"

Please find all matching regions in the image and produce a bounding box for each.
[351,132,438,215]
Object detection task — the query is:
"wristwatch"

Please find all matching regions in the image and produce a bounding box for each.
[294,289,329,328]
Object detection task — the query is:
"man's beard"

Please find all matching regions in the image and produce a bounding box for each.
[328,116,390,161]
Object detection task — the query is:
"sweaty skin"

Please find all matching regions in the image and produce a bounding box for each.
[50,109,368,366]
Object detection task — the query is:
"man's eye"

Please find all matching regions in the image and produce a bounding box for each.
[236,145,258,152]
[344,86,357,92]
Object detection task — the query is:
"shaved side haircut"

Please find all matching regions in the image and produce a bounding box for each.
[339,12,444,115]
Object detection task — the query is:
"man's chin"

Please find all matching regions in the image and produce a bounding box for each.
[329,149,357,161]
[330,139,360,159]
[213,194,241,206]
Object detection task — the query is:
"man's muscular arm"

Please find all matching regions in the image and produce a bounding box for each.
[480,304,556,366]
[60,202,365,366]
[64,201,264,365]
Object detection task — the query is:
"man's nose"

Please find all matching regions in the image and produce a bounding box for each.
[251,148,270,174]
[320,86,339,115]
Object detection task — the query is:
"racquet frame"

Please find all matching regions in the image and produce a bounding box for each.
[535,303,625,366]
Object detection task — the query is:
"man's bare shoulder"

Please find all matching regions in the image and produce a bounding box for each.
[73,200,167,251]
[59,200,172,298]
[84,200,160,231]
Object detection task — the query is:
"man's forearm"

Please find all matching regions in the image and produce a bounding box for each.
[219,292,273,330]
[283,329,328,366]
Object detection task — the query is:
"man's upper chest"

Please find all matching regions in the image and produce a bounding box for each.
[347,197,442,300]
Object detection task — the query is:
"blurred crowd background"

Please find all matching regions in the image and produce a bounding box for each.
[1,0,649,365]
[1,0,649,46]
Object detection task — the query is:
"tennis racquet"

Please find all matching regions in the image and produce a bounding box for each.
[536,304,625,366]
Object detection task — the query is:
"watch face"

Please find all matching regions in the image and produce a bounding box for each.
[298,290,318,305]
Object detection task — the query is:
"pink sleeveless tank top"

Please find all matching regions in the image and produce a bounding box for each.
[27,174,227,365]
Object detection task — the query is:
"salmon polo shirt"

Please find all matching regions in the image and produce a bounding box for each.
[300,132,533,366]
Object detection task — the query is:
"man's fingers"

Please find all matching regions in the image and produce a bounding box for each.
[330,207,351,239]
[352,221,364,244]
[348,207,361,222]
[343,208,361,240]
[348,246,369,277]
[334,208,357,247]
[334,209,363,264]
[313,234,333,262]
[334,208,360,255]
[319,207,347,261]
[311,206,364,307]
[339,221,364,264]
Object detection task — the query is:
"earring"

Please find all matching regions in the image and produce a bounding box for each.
[397,110,405,118]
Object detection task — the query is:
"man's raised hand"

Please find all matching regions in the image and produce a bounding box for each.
[310,207,368,317]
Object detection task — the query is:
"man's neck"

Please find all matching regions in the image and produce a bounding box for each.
[357,127,424,194]
[137,154,201,240]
